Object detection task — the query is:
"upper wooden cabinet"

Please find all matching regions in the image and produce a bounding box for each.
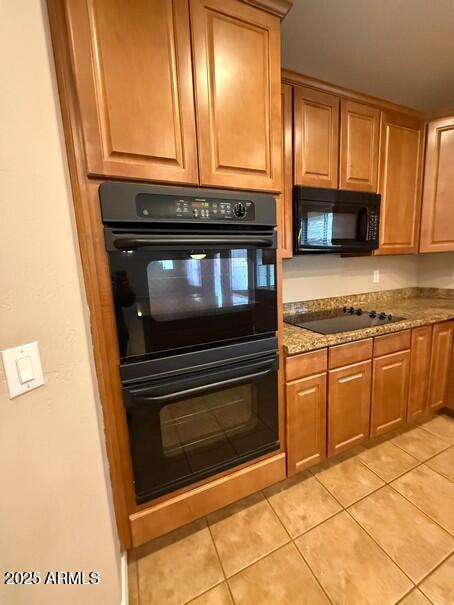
[190,0,282,191]
[279,83,293,257]
[420,116,454,252]
[293,86,339,189]
[376,112,424,255]
[339,100,381,192]
[64,0,199,183]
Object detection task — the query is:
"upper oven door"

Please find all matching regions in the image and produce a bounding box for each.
[295,200,377,253]
[105,231,277,361]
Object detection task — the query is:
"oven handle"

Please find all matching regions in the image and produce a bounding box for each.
[126,358,277,404]
[113,234,274,249]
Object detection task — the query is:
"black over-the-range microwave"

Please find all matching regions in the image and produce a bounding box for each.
[293,186,381,254]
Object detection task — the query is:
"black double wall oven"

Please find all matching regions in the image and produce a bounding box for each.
[101,182,279,504]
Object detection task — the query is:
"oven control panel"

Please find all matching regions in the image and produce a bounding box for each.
[136,194,256,221]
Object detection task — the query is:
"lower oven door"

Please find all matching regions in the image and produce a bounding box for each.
[123,353,279,504]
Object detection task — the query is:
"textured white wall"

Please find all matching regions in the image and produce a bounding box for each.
[0,2,121,604]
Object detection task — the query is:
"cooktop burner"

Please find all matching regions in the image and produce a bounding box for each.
[285,306,405,335]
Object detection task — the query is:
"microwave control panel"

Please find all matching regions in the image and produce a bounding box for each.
[136,194,256,221]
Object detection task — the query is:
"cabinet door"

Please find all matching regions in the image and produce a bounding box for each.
[190,0,281,191]
[293,86,339,189]
[339,100,381,192]
[278,84,293,258]
[420,116,454,252]
[376,112,424,255]
[328,360,371,457]
[64,0,198,183]
[287,373,327,475]
[408,326,432,422]
[428,321,454,410]
[371,350,410,437]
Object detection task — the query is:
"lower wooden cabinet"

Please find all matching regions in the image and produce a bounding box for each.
[371,350,410,437]
[286,372,327,475]
[328,360,372,457]
[428,321,454,410]
[408,326,432,421]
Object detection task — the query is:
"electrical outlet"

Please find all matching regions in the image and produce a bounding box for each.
[373,269,380,284]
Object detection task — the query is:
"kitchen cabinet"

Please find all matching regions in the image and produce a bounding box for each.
[328,360,372,456]
[278,83,293,257]
[407,326,433,422]
[190,0,282,191]
[339,100,381,192]
[293,86,339,189]
[63,0,199,183]
[371,350,410,437]
[286,372,327,475]
[376,111,424,255]
[428,321,454,410]
[420,116,454,252]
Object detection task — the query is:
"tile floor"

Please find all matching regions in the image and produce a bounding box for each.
[129,413,454,605]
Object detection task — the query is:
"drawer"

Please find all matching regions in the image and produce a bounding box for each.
[286,349,327,382]
[329,339,373,369]
[374,330,411,357]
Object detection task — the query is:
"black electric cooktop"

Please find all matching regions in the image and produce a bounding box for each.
[285,306,405,335]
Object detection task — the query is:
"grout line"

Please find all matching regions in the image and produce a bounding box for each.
[416,549,454,587]
[291,541,335,605]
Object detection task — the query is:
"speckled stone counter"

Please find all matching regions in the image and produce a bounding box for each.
[283,288,454,356]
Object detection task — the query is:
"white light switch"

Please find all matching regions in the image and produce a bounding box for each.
[1,342,44,398]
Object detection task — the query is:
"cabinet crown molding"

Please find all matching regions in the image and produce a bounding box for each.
[243,0,293,18]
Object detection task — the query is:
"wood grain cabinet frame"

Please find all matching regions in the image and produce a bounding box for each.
[278,83,293,257]
[340,100,381,192]
[428,321,454,410]
[408,326,432,422]
[420,116,454,252]
[328,360,372,457]
[293,86,339,189]
[286,372,327,475]
[190,0,282,191]
[63,0,199,183]
[376,111,424,255]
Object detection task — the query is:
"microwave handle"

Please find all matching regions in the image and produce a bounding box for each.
[113,234,274,249]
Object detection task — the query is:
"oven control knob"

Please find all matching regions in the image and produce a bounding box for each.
[378,312,387,319]
[355,308,363,315]
[369,310,377,318]
[233,202,247,219]
[388,314,393,321]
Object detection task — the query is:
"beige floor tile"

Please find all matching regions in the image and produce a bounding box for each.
[399,588,432,604]
[349,486,454,582]
[359,440,419,482]
[127,557,139,605]
[207,491,289,577]
[228,543,329,605]
[189,583,233,605]
[311,453,385,506]
[419,414,454,443]
[426,446,454,481]
[419,555,454,605]
[391,426,451,461]
[296,511,412,605]
[392,465,454,534]
[263,471,342,537]
[135,518,223,605]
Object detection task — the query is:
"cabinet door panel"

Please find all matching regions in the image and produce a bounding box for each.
[287,373,327,475]
[191,0,281,191]
[420,117,454,252]
[428,321,454,410]
[65,0,198,182]
[408,326,432,422]
[340,100,381,192]
[376,112,424,255]
[328,360,371,457]
[278,84,293,257]
[294,86,339,189]
[371,350,410,437]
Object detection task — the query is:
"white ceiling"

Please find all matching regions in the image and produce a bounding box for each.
[281,0,454,114]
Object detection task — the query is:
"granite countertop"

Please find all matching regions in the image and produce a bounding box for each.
[283,288,454,356]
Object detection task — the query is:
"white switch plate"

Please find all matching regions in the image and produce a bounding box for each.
[1,342,44,398]
[373,269,380,283]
